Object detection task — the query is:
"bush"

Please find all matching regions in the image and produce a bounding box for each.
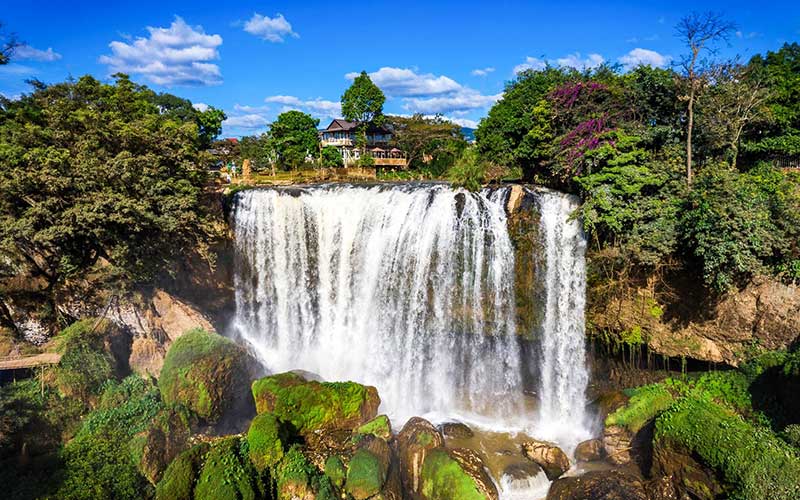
[447,147,485,192]
[159,329,248,424]
[319,146,343,168]
[52,319,117,401]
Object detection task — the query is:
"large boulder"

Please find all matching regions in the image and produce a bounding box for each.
[547,469,648,500]
[650,438,724,500]
[521,439,570,480]
[420,448,498,500]
[574,439,604,462]
[602,425,633,465]
[397,417,445,496]
[251,371,380,435]
[345,435,391,499]
[158,328,252,425]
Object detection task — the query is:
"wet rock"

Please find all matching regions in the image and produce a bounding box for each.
[521,439,570,480]
[440,421,474,440]
[420,447,499,500]
[650,438,724,500]
[356,414,393,441]
[346,435,391,500]
[304,428,358,469]
[502,461,543,480]
[602,425,633,465]
[251,371,380,435]
[547,469,648,500]
[574,438,604,462]
[397,417,445,496]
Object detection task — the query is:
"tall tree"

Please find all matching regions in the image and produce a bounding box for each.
[341,71,385,125]
[0,75,216,330]
[268,110,319,170]
[675,12,736,186]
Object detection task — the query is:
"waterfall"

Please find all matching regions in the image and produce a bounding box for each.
[231,184,527,426]
[230,183,591,450]
[533,190,591,447]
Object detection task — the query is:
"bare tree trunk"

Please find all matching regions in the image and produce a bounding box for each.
[687,90,694,187]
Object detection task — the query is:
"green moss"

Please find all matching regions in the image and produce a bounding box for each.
[155,442,210,500]
[417,430,434,447]
[247,413,285,471]
[345,448,385,499]
[420,449,484,500]
[324,455,346,488]
[606,383,674,432]
[276,445,314,499]
[159,328,247,424]
[194,437,264,500]
[656,397,800,500]
[620,325,644,345]
[251,372,375,434]
[355,414,391,440]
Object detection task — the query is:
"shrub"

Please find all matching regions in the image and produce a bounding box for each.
[447,147,485,192]
[52,319,117,401]
[159,329,248,424]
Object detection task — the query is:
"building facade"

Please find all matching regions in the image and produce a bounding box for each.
[319,119,408,167]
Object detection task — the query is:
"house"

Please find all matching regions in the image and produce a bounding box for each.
[319,119,408,168]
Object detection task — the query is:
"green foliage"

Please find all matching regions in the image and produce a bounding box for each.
[194,436,265,500]
[355,414,392,441]
[0,378,43,453]
[0,75,215,316]
[655,397,800,500]
[448,147,485,192]
[158,328,246,423]
[251,372,375,434]
[388,114,466,170]
[784,424,800,448]
[239,134,273,171]
[420,449,485,500]
[268,110,320,170]
[324,455,346,488]
[605,383,674,432]
[52,319,116,401]
[345,448,385,499]
[247,413,285,471]
[155,442,210,500]
[682,163,800,291]
[319,145,343,168]
[56,376,164,500]
[341,71,385,125]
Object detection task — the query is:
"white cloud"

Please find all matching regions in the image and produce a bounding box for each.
[403,89,502,114]
[243,13,298,42]
[234,103,270,113]
[618,48,671,70]
[14,45,61,62]
[735,31,761,39]
[346,67,462,97]
[471,67,495,77]
[99,16,223,86]
[513,56,546,74]
[223,114,270,129]
[192,102,209,112]
[265,95,341,119]
[556,52,605,70]
[448,117,479,129]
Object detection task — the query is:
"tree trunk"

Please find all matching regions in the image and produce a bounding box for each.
[687,90,695,187]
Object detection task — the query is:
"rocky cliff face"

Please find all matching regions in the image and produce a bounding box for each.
[587,270,800,365]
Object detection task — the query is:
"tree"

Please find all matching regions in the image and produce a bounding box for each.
[388,114,465,171]
[341,71,385,125]
[0,22,20,65]
[149,92,226,148]
[700,62,772,167]
[319,146,343,168]
[268,110,319,170]
[239,134,273,171]
[675,12,736,186]
[0,75,215,330]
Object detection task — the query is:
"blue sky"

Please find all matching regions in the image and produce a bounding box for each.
[2,1,799,136]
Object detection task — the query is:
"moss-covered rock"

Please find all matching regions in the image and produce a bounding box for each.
[420,448,497,500]
[158,328,250,425]
[138,406,195,484]
[275,445,320,500]
[155,442,210,500]
[397,417,444,496]
[194,436,265,500]
[355,414,392,441]
[323,455,346,489]
[251,372,380,434]
[345,436,391,500]
[247,412,285,471]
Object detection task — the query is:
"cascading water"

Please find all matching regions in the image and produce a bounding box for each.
[231,184,528,426]
[533,190,591,447]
